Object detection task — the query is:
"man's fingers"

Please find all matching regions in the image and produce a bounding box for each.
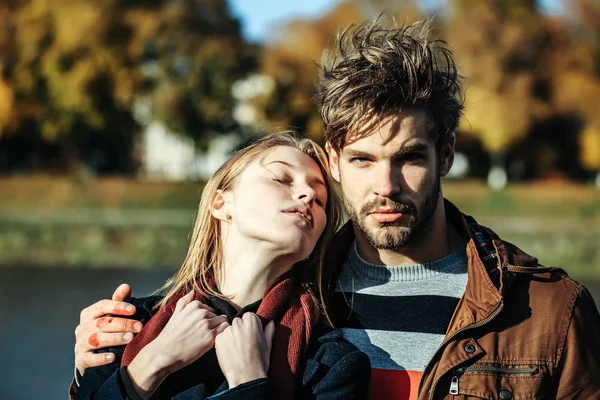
[77,331,136,353]
[76,352,116,374]
[80,316,142,335]
[80,299,136,322]
[111,283,131,302]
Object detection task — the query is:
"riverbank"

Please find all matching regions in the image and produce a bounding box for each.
[1,177,599,279]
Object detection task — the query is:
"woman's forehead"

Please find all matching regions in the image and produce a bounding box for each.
[260,146,322,173]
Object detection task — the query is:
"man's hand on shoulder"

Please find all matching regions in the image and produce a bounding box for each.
[74,283,143,376]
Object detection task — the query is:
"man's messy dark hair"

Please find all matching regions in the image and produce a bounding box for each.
[315,17,464,152]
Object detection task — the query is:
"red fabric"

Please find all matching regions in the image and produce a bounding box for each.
[121,273,317,399]
[369,368,422,400]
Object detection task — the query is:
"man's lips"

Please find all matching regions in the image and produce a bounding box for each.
[368,209,408,223]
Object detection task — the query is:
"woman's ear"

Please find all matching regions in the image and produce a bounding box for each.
[210,189,232,222]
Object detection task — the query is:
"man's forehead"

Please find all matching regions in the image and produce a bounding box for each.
[342,109,432,151]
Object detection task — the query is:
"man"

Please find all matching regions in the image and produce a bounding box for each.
[71,19,600,399]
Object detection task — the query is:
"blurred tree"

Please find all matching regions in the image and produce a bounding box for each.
[447,0,551,187]
[255,1,422,144]
[549,0,600,184]
[254,2,364,143]
[0,0,255,174]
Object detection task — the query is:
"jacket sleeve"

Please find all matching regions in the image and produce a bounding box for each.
[69,377,78,400]
[74,360,127,400]
[553,285,600,398]
[207,379,271,400]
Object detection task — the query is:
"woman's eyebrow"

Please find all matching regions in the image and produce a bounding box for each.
[265,160,327,189]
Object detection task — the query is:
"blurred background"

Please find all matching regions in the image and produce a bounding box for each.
[1,0,599,398]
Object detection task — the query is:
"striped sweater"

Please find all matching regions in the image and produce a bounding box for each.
[332,241,468,400]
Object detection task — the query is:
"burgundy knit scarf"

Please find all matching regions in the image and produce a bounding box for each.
[121,272,318,399]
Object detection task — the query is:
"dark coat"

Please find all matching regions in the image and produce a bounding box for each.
[74,295,370,400]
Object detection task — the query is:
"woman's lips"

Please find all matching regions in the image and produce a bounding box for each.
[283,210,313,228]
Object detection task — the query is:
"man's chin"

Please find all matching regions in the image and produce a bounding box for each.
[360,224,412,249]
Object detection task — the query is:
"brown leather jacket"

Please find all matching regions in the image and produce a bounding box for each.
[326,200,600,400]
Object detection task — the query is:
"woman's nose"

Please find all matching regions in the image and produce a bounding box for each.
[296,185,317,205]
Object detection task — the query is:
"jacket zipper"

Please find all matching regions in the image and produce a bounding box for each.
[448,366,538,395]
[418,300,504,399]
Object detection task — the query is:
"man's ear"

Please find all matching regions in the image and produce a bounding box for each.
[439,134,456,177]
[210,189,232,221]
[325,142,341,182]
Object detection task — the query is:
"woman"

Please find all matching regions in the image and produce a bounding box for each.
[75,134,370,400]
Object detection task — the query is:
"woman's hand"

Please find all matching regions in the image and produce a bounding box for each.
[127,291,229,399]
[215,313,276,389]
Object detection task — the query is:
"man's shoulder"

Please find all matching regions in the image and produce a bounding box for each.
[468,221,591,316]
[494,239,593,323]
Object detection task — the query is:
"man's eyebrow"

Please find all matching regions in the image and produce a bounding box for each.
[343,142,429,159]
[342,149,374,159]
[264,160,327,189]
[392,142,429,158]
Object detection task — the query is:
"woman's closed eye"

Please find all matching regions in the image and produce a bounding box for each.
[272,177,291,184]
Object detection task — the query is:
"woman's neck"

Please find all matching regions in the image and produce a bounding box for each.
[219,242,294,310]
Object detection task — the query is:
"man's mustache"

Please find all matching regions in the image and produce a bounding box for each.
[360,199,415,215]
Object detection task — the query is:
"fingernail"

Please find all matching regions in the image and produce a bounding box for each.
[105,353,115,361]
[123,332,134,342]
[133,322,142,332]
[125,305,134,312]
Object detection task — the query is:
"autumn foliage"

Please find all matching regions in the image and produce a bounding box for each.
[0,0,599,180]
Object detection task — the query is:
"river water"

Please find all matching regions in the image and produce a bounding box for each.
[1,267,599,400]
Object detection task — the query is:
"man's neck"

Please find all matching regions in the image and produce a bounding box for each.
[354,202,464,266]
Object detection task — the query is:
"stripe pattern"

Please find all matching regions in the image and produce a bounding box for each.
[333,242,469,400]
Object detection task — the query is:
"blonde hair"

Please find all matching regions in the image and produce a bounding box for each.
[157,133,342,325]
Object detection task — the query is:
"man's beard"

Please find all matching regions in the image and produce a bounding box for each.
[343,176,441,250]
